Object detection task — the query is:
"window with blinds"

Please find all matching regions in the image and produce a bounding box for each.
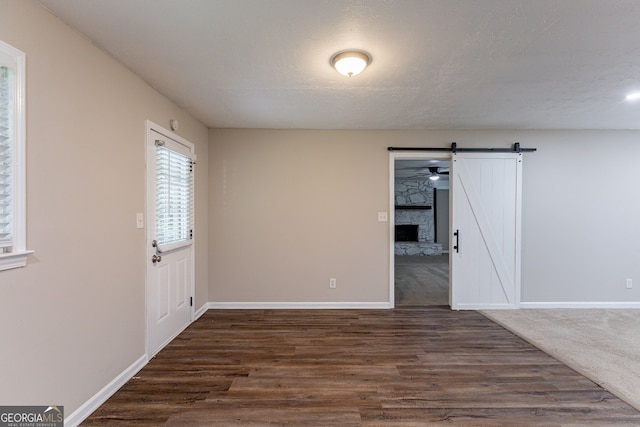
[1,40,30,271]
[155,143,194,249]
[0,65,12,250]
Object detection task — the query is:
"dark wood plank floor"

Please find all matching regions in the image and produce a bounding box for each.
[82,308,640,426]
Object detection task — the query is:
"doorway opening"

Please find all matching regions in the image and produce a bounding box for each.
[392,157,450,307]
[390,148,525,309]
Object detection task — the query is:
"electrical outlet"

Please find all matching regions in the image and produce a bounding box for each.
[329,278,337,289]
[626,279,633,289]
[378,212,388,222]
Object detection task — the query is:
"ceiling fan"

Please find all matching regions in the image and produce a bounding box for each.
[427,167,449,181]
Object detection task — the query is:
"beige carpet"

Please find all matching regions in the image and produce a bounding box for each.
[482,309,640,411]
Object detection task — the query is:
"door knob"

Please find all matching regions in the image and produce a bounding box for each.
[152,254,162,263]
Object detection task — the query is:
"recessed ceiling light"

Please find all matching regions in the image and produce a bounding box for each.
[330,50,371,77]
[625,92,640,101]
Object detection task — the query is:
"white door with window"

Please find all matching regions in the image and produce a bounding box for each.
[146,121,195,356]
[450,152,522,309]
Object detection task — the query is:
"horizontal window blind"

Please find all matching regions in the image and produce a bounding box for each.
[0,65,13,249]
[155,144,193,248]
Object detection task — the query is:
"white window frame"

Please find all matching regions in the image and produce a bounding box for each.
[0,40,32,271]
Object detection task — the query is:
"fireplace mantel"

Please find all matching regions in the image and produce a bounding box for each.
[395,205,432,210]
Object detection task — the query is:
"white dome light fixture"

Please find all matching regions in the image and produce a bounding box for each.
[331,50,371,77]
[626,92,640,101]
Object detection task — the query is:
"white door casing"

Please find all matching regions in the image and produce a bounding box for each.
[146,121,195,356]
[450,152,522,309]
[388,152,451,307]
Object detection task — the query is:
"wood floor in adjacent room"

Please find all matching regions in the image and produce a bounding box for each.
[82,308,640,426]
[395,255,449,306]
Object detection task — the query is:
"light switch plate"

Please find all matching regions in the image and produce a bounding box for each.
[136,213,144,229]
[378,212,388,222]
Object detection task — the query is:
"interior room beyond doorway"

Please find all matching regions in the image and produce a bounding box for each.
[394,159,450,306]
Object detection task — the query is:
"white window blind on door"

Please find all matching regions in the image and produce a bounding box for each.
[155,141,194,250]
[0,65,13,249]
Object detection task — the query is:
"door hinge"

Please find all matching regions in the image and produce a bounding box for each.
[190,296,193,307]
[189,229,193,239]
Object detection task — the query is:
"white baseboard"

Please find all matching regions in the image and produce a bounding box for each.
[520,301,640,309]
[200,301,640,310]
[206,301,393,309]
[64,354,147,427]
[452,303,517,310]
[194,303,209,320]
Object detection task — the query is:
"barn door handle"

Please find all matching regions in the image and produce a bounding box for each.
[453,230,459,253]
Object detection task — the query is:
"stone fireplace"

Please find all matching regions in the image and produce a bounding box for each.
[394,178,443,256]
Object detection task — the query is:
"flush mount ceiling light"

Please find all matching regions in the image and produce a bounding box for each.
[626,92,640,101]
[330,50,371,77]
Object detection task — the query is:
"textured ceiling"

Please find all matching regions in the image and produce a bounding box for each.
[39,0,640,130]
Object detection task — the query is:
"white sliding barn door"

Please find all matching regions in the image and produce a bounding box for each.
[450,153,522,309]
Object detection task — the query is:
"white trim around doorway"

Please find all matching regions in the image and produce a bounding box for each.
[389,151,452,308]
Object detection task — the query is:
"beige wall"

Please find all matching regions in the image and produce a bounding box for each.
[209,129,640,304]
[0,0,208,414]
[208,130,395,303]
